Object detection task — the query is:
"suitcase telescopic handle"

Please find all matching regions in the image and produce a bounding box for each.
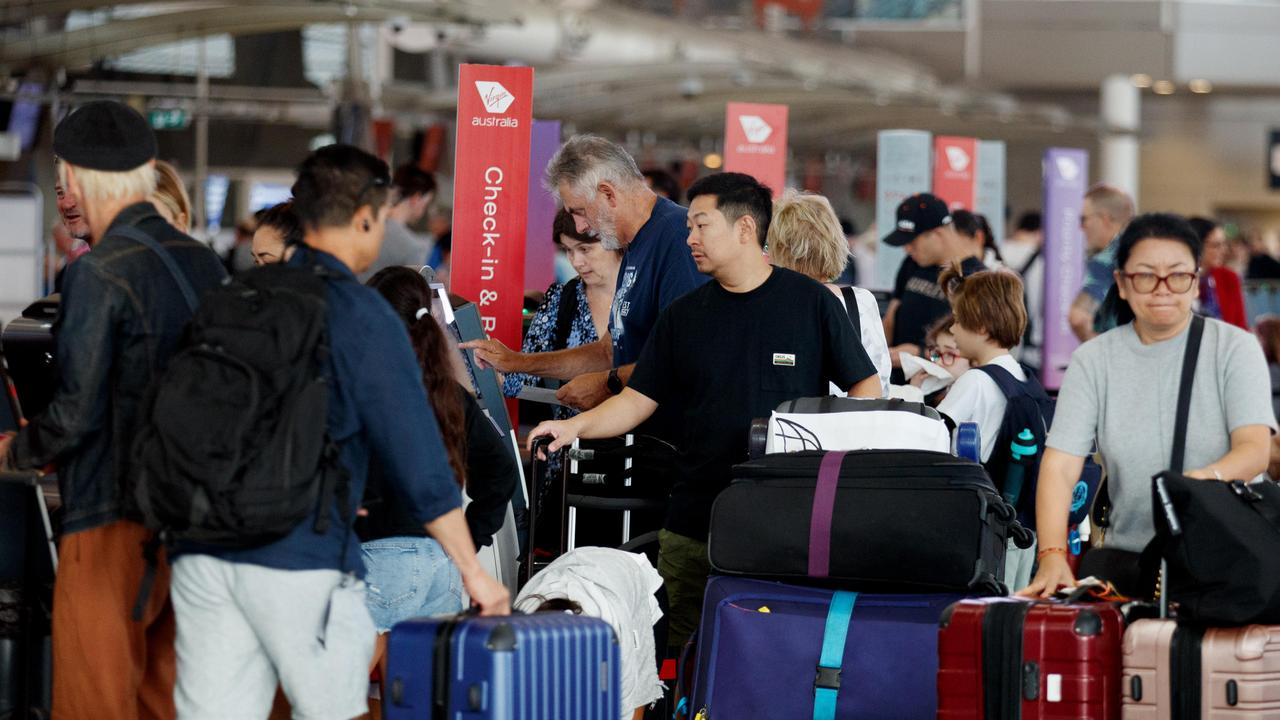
[524,436,556,585]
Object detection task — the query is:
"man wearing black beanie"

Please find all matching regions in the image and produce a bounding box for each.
[0,100,226,720]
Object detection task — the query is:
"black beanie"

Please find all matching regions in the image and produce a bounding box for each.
[53,100,157,171]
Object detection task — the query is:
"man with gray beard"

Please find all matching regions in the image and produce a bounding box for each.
[464,135,706,410]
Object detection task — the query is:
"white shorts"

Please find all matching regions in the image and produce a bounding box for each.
[170,555,376,720]
[1004,536,1039,595]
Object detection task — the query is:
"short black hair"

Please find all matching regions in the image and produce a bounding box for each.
[642,168,681,202]
[1186,216,1217,244]
[685,172,773,248]
[254,201,304,248]
[392,163,437,201]
[951,209,981,239]
[1112,212,1202,324]
[1016,211,1041,233]
[291,144,390,230]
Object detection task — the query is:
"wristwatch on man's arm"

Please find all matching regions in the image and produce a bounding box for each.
[606,368,624,395]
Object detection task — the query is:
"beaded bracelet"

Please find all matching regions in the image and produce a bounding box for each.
[1036,546,1067,559]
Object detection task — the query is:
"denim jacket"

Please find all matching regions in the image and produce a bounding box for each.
[10,202,227,535]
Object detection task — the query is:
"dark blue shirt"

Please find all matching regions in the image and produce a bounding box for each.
[609,197,707,366]
[183,249,461,575]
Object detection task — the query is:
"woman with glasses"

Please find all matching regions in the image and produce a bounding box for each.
[1020,213,1275,598]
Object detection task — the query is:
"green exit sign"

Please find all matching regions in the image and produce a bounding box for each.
[148,108,189,130]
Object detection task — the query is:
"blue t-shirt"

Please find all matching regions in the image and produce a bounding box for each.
[609,196,707,366]
[178,248,461,576]
[1082,238,1120,334]
[1081,238,1118,305]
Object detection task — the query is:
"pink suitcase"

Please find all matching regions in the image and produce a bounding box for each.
[1122,620,1280,718]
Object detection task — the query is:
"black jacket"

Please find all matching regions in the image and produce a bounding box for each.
[356,383,519,548]
[10,202,227,534]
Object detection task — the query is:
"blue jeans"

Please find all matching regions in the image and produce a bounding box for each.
[360,537,463,632]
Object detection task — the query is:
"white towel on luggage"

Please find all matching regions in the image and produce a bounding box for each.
[514,547,665,718]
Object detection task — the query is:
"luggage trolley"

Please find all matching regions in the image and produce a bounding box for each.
[525,434,675,580]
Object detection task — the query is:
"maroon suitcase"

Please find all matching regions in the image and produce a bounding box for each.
[938,597,1125,719]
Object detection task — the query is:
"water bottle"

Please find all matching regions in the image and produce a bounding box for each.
[1002,428,1038,507]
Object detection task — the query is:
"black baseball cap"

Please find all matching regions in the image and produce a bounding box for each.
[882,193,952,247]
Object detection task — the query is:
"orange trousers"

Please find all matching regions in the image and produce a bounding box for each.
[52,520,175,720]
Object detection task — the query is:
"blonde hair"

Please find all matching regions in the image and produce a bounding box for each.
[58,158,156,205]
[766,190,849,282]
[152,160,192,232]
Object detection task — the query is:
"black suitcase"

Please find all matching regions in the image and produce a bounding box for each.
[708,450,1030,594]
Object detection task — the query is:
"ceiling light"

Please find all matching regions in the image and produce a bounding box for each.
[704,153,723,169]
[1153,80,1175,95]
[1130,74,1153,89]
[1189,79,1213,94]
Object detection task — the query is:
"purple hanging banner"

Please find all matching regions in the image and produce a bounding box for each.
[525,119,561,292]
[1041,148,1089,390]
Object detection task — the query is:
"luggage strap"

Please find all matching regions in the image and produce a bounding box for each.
[808,451,846,577]
[813,590,857,720]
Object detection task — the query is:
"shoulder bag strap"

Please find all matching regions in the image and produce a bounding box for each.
[839,286,861,337]
[1171,315,1206,474]
[554,277,581,350]
[112,225,199,313]
[1152,314,1206,617]
[813,590,858,720]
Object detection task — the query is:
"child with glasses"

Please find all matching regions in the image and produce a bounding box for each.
[908,314,971,405]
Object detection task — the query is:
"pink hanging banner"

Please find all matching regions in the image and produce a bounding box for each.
[450,64,534,356]
[932,136,978,211]
[724,102,789,196]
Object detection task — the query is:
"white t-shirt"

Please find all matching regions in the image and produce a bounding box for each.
[833,286,892,397]
[938,354,1026,462]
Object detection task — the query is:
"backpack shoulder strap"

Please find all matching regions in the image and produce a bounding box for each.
[112,225,199,313]
[839,286,861,337]
[554,277,582,350]
[975,363,1025,399]
[1018,247,1042,276]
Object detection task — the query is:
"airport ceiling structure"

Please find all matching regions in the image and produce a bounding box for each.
[0,0,1097,153]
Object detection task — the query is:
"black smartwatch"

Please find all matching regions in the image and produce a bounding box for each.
[606,368,624,395]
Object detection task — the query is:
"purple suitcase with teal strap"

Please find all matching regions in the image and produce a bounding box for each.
[688,576,964,720]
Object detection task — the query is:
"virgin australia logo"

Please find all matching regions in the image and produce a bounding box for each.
[944,146,971,173]
[1055,156,1081,181]
[739,115,773,144]
[475,81,515,114]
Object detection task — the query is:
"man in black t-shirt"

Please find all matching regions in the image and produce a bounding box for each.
[882,193,986,379]
[526,173,880,648]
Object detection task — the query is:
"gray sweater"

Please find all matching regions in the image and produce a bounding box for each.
[1048,318,1277,552]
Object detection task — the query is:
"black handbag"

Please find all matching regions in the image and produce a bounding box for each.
[1150,314,1280,624]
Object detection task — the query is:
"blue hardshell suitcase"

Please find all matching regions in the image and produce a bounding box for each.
[385,612,621,720]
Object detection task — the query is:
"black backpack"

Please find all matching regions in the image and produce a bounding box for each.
[976,365,1102,535]
[131,260,346,548]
